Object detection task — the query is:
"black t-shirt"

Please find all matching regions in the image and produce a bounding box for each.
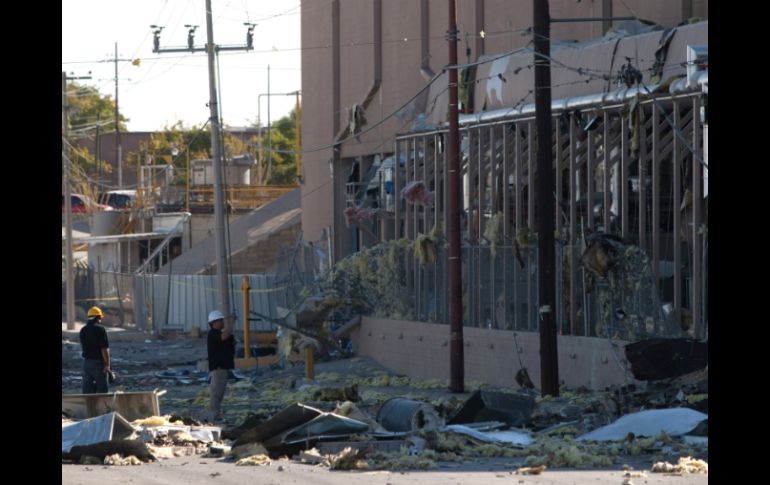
[208,328,235,371]
[80,322,109,361]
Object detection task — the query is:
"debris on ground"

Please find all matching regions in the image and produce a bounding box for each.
[576,408,708,441]
[64,439,156,463]
[63,325,708,473]
[377,397,443,432]
[133,415,184,427]
[235,454,272,466]
[449,390,535,428]
[103,453,143,466]
[625,338,708,381]
[62,412,135,453]
[651,456,708,474]
[298,448,325,465]
[516,465,546,475]
[327,446,371,470]
[231,442,268,460]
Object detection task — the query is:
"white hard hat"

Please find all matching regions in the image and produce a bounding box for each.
[208,310,225,324]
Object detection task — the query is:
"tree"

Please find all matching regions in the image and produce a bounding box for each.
[126,122,254,187]
[252,106,300,185]
[66,82,128,178]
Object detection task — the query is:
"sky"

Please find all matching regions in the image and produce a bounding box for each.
[62,0,302,132]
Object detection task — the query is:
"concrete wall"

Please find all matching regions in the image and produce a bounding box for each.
[190,214,217,248]
[352,316,641,390]
[300,0,707,261]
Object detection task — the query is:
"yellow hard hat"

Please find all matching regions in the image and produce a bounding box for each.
[87,306,104,318]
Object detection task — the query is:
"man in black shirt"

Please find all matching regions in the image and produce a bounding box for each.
[79,306,111,394]
[207,310,235,422]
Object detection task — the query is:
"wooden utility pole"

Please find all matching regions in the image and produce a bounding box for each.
[534,0,559,397]
[447,0,465,393]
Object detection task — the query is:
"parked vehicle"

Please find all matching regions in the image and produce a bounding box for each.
[62,194,112,214]
[100,189,137,209]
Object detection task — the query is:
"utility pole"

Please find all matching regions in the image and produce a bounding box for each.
[267,65,271,179]
[534,0,559,397]
[63,71,92,330]
[152,4,254,318]
[447,0,465,393]
[205,0,230,318]
[115,42,123,188]
[257,90,299,183]
[96,113,101,188]
[294,90,301,181]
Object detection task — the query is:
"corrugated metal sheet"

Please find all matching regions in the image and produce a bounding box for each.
[134,274,292,331]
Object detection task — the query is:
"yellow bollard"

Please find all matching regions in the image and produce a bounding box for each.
[242,276,251,359]
[305,346,314,380]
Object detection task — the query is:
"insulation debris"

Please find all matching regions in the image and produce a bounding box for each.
[313,384,360,402]
[132,415,184,427]
[367,450,437,470]
[651,456,708,474]
[413,233,438,265]
[482,212,504,258]
[103,454,142,466]
[516,465,546,475]
[298,448,325,465]
[235,454,272,466]
[328,446,370,470]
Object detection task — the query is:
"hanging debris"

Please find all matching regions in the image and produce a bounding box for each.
[400,181,435,206]
[482,212,504,258]
[343,206,378,226]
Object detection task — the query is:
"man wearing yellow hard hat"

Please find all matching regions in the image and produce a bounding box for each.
[79,306,112,393]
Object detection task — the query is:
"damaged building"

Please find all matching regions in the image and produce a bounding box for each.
[299,1,708,388]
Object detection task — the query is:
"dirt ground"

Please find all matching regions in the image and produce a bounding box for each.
[62,454,709,485]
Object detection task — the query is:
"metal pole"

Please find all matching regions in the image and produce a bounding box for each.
[295,91,301,180]
[186,148,190,212]
[447,0,465,393]
[205,0,231,319]
[115,42,123,188]
[267,64,272,180]
[63,72,76,330]
[242,276,251,358]
[534,0,559,397]
[96,113,101,188]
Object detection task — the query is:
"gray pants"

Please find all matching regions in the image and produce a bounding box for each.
[83,359,108,394]
[208,369,229,420]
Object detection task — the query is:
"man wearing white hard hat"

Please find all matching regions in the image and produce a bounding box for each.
[206,310,235,422]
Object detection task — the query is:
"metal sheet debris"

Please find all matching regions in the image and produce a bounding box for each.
[234,403,369,450]
[62,390,164,421]
[576,408,708,441]
[449,390,535,427]
[61,412,135,453]
[136,425,221,442]
[443,424,534,448]
[625,338,708,380]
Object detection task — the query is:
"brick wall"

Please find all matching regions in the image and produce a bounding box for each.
[227,223,301,274]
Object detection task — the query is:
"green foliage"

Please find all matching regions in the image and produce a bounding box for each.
[65,83,127,177]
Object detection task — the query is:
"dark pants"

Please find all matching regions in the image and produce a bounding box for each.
[82,359,108,394]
